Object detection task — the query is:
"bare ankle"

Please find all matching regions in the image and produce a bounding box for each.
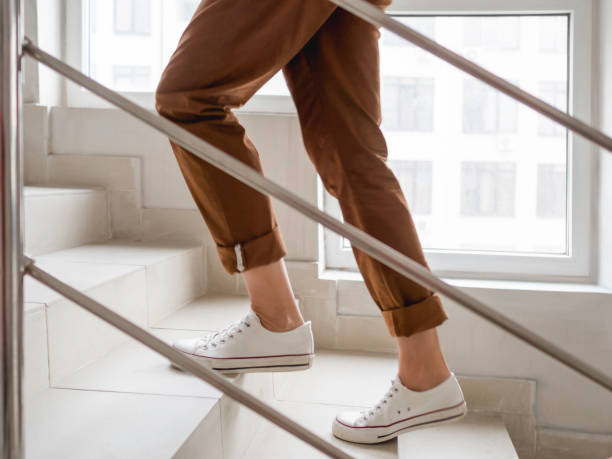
[251,303,304,332]
[398,367,451,392]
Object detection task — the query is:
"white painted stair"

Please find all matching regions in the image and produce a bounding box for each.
[22,185,521,458]
[24,186,110,255]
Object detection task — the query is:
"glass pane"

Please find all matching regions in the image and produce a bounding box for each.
[379,15,568,254]
[90,0,197,92]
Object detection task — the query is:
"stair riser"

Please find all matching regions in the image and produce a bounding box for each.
[37,247,205,388]
[47,269,148,384]
[172,373,274,459]
[25,190,110,255]
[24,306,50,401]
[147,247,206,325]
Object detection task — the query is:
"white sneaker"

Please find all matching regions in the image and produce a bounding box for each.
[172,310,314,374]
[332,373,467,444]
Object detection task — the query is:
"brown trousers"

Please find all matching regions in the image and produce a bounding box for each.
[155,0,447,338]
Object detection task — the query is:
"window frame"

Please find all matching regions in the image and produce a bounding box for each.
[324,0,595,283]
[64,0,596,282]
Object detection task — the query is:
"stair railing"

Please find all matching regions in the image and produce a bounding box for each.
[3,0,612,458]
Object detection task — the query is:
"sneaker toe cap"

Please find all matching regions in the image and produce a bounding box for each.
[173,338,199,354]
[335,410,366,428]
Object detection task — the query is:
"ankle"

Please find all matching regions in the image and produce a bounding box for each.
[397,367,451,392]
[251,306,304,332]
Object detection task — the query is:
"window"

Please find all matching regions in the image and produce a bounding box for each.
[180,0,198,22]
[389,160,433,214]
[323,8,592,281]
[114,0,152,35]
[68,0,593,280]
[464,16,520,50]
[461,162,516,217]
[113,66,152,91]
[382,77,434,131]
[539,16,567,53]
[463,79,517,134]
[538,81,567,137]
[537,164,566,219]
[384,17,435,47]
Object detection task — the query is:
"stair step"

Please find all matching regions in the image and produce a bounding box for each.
[24,186,110,255]
[26,293,521,458]
[397,413,518,458]
[24,241,205,393]
[25,387,221,459]
[26,295,269,459]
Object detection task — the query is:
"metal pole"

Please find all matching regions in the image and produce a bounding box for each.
[23,258,352,459]
[22,41,612,392]
[1,0,25,457]
[328,0,612,153]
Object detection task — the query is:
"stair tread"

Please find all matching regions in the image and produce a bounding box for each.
[27,293,519,458]
[25,387,218,459]
[25,240,203,305]
[398,412,518,459]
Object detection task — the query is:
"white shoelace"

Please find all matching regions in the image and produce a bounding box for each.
[360,379,400,422]
[196,316,252,351]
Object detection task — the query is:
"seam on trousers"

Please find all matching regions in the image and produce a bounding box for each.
[234,243,245,272]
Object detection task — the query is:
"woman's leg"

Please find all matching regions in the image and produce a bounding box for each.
[282,7,450,383]
[155,0,337,329]
[155,0,336,277]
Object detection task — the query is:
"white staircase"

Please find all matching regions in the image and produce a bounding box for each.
[23,185,522,458]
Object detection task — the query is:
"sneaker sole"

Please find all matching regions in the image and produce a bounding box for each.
[170,353,314,375]
[332,401,467,444]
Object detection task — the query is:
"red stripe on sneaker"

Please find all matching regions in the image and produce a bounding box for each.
[335,400,466,429]
[178,350,314,360]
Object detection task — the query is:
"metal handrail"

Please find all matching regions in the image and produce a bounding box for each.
[3,1,612,458]
[329,0,612,153]
[22,40,612,393]
[23,257,352,459]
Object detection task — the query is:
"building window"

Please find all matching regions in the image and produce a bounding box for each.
[180,0,199,22]
[538,81,567,137]
[382,77,434,132]
[539,16,567,53]
[114,0,152,35]
[537,164,566,219]
[463,79,517,134]
[388,160,433,215]
[383,17,435,47]
[113,66,152,91]
[461,162,516,217]
[463,16,520,50]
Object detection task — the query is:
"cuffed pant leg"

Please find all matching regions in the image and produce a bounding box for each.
[216,224,287,275]
[155,0,337,274]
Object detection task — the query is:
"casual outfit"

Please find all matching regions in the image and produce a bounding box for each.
[155,0,447,338]
[157,0,465,444]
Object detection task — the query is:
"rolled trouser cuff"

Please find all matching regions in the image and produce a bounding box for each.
[216,224,287,274]
[381,293,448,338]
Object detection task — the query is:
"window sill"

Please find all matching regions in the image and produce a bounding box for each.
[320,267,612,295]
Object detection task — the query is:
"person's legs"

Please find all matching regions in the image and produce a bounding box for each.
[155,0,337,277]
[281,6,465,441]
[155,0,338,332]
[282,6,448,370]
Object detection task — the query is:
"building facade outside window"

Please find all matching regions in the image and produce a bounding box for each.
[114,0,152,35]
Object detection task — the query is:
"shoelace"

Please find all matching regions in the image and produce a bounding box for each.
[360,379,400,422]
[196,316,252,350]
